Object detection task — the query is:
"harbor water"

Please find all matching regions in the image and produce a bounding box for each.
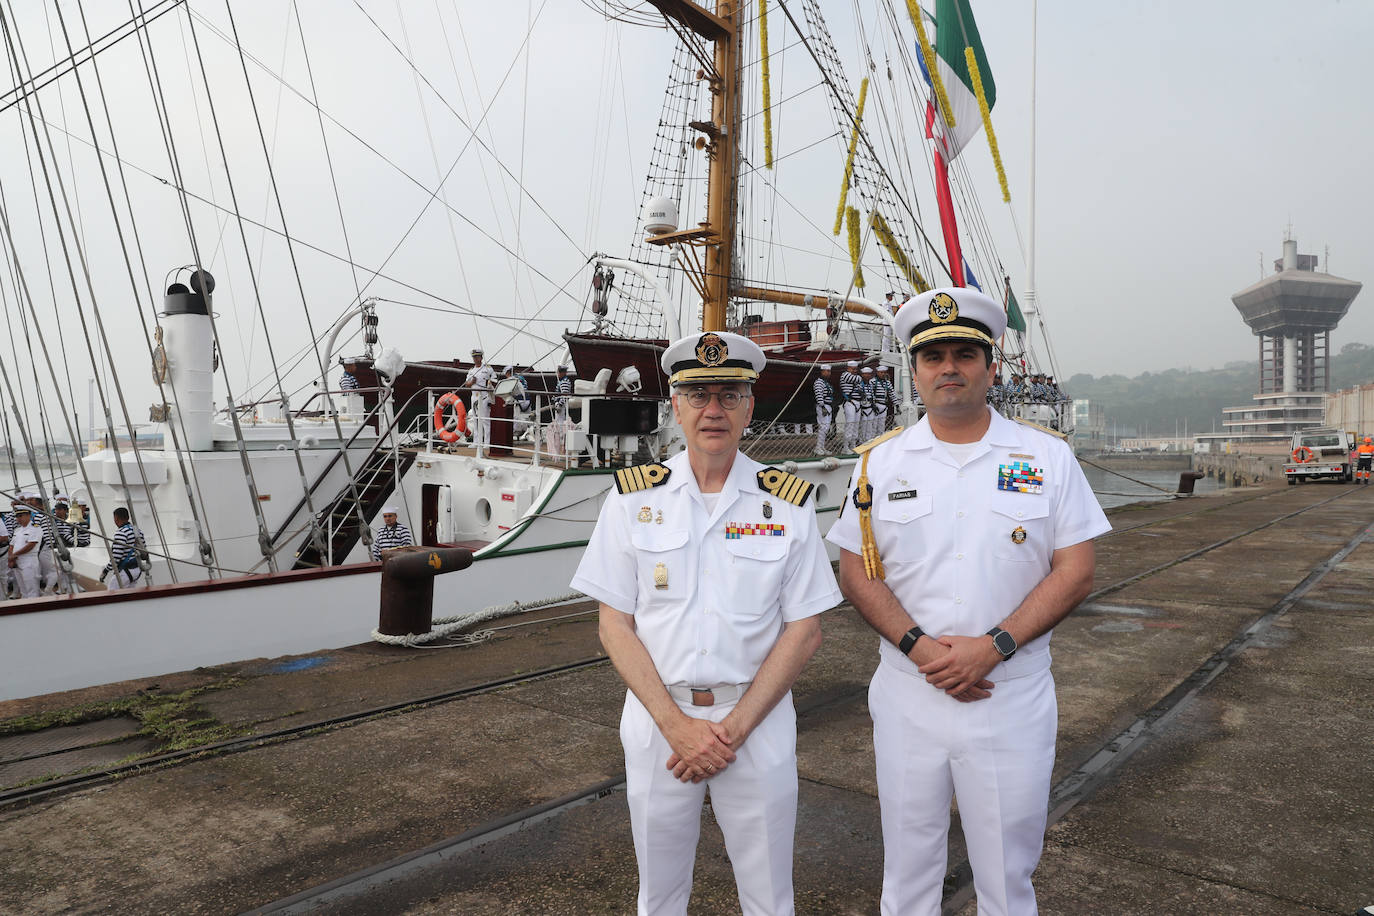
[1080,463,1221,510]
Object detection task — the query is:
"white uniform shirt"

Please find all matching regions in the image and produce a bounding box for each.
[827,407,1110,679]
[465,364,496,405]
[572,450,841,687]
[9,522,42,569]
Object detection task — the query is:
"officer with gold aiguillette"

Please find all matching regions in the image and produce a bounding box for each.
[827,287,1110,915]
[572,330,840,916]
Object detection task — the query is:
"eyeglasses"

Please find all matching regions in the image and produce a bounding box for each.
[678,388,749,410]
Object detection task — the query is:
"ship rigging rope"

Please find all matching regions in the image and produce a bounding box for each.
[182,7,589,321]
[60,0,223,569]
[0,0,177,579]
[1076,454,1177,494]
[138,0,281,572]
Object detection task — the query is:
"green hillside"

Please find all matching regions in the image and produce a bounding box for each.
[1065,342,1374,437]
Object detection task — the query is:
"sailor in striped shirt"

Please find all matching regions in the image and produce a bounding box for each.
[838,360,863,452]
[371,506,414,560]
[104,506,148,590]
[812,364,834,455]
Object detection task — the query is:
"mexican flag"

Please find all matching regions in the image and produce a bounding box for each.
[922,0,995,161]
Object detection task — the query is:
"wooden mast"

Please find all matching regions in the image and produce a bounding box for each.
[644,0,740,332]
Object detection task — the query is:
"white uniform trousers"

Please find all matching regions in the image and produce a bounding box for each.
[38,547,56,592]
[870,660,1057,916]
[840,402,860,452]
[621,690,800,916]
[860,411,881,445]
[814,406,832,452]
[12,558,41,598]
[471,397,492,456]
[105,566,147,591]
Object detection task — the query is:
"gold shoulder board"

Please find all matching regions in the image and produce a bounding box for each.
[1012,417,1068,440]
[757,468,814,506]
[855,426,904,455]
[614,463,672,494]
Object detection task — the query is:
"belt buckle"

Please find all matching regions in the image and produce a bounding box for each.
[690,688,715,707]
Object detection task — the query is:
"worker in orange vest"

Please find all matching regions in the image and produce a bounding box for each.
[1357,436,1374,485]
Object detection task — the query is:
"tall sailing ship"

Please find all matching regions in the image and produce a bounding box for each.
[0,0,1066,700]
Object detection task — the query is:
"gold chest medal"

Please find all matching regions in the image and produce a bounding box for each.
[1011,525,1027,545]
[637,506,652,524]
[653,562,669,589]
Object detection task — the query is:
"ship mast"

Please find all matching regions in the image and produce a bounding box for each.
[645,0,740,332]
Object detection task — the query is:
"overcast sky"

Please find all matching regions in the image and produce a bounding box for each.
[0,0,1370,435]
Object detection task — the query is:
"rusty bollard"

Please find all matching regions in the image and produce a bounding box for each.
[377,546,474,637]
[1176,470,1205,494]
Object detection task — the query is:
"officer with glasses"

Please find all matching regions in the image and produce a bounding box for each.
[573,330,840,916]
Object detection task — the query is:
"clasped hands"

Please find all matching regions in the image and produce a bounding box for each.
[911,633,1002,702]
[663,714,738,784]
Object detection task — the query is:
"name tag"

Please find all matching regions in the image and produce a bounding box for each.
[887,489,918,501]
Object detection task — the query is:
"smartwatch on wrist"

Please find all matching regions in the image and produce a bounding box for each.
[986,626,1018,660]
[897,626,926,655]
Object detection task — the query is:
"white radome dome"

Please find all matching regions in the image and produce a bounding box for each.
[641,196,678,237]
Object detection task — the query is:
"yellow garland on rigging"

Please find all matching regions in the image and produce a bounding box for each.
[869,210,930,293]
[759,0,774,169]
[965,47,1010,203]
[846,206,865,289]
[832,77,869,236]
[906,0,955,129]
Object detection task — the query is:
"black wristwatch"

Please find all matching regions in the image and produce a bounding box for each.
[986,626,1018,660]
[897,626,926,655]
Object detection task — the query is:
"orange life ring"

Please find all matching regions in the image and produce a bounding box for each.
[434,392,467,443]
[1291,446,1313,464]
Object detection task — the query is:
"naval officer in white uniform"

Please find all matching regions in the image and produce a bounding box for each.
[827,288,1109,915]
[572,330,840,916]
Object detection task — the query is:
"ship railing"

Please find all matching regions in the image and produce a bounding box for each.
[266,385,457,558]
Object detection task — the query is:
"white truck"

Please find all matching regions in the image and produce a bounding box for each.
[1283,427,1355,484]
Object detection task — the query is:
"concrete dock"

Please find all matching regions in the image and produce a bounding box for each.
[1,482,1371,914]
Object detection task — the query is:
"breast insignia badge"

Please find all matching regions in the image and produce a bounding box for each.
[638,506,652,524]
[653,562,668,589]
[1011,526,1027,545]
[655,509,664,525]
[762,500,773,519]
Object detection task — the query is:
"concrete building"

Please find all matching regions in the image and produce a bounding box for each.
[1071,398,1106,453]
[1202,237,1361,446]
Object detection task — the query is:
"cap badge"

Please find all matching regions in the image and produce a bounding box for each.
[929,292,958,324]
[1011,525,1027,545]
[696,332,728,367]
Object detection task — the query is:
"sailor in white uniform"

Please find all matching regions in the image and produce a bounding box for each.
[573,330,840,916]
[463,348,496,457]
[370,506,414,559]
[7,505,43,599]
[827,288,1110,915]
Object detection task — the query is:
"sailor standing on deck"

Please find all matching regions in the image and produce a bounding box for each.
[858,366,879,444]
[463,348,496,457]
[828,288,1110,915]
[104,507,148,590]
[880,291,897,352]
[874,364,896,431]
[7,505,42,599]
[572,330,840,916]
[27,493,57,593]
[839,359,863,452]
[812,364,834,455]
[51,500,81,593]
[370,507,414,559]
